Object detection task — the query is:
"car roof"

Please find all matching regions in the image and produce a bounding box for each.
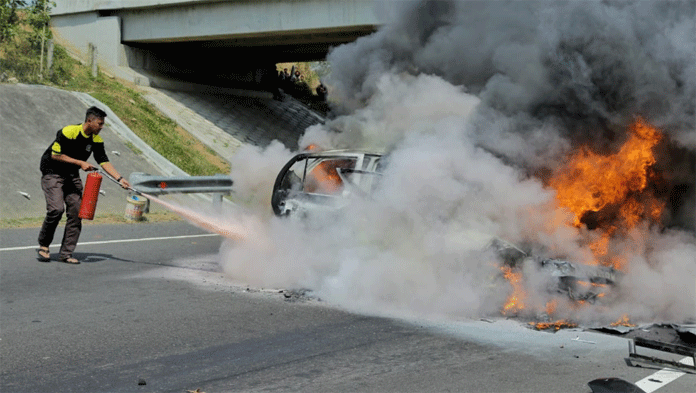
[300,149,385,158]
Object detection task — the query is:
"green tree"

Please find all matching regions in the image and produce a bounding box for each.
[0,0,28,42]
[1,0,55,81]
[25,0,52,49]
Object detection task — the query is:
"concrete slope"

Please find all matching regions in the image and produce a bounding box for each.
[0,83,323,221]
[142,87,324,160]
[0,84,173,219]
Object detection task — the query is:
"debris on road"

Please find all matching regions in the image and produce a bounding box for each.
[587,377,646,393]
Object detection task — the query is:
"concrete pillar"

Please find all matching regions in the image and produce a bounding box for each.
[88,43,98,77]
[46,39,54,77]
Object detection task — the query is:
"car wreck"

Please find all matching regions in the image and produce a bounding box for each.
[271,149,621,308]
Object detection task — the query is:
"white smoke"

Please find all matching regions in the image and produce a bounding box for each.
[219,0,696,324]
[228,141,294,216]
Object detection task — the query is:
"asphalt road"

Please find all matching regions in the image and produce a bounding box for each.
[1,222,693,393]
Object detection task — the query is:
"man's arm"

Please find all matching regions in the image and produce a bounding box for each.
[51,153,96,172]
[91,139,131,189]
[100,162,131,189]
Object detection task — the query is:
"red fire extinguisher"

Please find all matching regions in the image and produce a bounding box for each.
[78,171,103,220]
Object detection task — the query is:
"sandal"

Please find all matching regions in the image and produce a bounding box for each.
[37,247,50,262]
[58,256,80,264]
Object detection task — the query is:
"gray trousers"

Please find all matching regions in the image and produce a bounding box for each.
[38,174,83,258]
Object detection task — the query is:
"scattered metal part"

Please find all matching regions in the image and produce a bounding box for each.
[675,325,696,344]
[587,377,646,393]
[99,189,106,196]
[282,288,313,302]
[17,191,30,200]
[572,336,596,344]
[595,325,635,334]
[487,238,528,266]
[111,150,121,156]
[540,258,619,284]
[538,258,619,303]
[627,337,696,374]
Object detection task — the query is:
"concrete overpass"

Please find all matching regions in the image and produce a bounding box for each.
[51,0,380,89]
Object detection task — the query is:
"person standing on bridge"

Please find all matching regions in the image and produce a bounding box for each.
[37,106,131,264]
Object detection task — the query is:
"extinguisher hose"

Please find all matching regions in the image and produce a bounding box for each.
[97,169,143,195]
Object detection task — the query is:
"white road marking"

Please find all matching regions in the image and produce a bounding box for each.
[0,233,219,252]
[634,357,694,393]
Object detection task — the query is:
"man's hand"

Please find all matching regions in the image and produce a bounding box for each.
[80,161,96,172]
[51,154,96,171]
[119,178,131,189]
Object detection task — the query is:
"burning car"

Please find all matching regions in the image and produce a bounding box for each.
[269,118,693,334]
[271,148,622,316]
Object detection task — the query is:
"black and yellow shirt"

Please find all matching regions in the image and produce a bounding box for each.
[40,124,109,176]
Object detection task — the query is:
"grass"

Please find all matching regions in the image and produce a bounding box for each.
[65,67,230,176]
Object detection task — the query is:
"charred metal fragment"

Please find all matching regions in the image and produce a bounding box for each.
[487,238,528,267]
[539,258,620,302]
[628,337,696,373]
[676,325,696,344]
[587,378,646,393]
[595,325,635,334]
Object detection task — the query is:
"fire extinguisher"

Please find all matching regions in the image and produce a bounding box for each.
[78,171,103,220]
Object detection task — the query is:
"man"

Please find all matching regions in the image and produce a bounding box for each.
[316,82,328,101]
[37,106,131,264]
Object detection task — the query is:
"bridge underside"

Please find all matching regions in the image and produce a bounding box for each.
[51,0,379,90]
[124,24,375,84]
[121,25,374,90]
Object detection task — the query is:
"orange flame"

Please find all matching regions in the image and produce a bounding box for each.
[304,159,355,194]
[501,266,526,315]
[303,144,322,151]
[531,320,578,331]
[576,281,608,288]
[499,119,663,322]
[610,314,636,327]
[548,118,665,268]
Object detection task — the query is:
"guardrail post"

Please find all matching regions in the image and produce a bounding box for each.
[213,193,223,211]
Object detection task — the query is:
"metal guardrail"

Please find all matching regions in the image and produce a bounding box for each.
[128,172,233,209]
[129,172,233,195]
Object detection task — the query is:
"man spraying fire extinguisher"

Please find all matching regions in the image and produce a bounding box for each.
[37,106,131,264]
